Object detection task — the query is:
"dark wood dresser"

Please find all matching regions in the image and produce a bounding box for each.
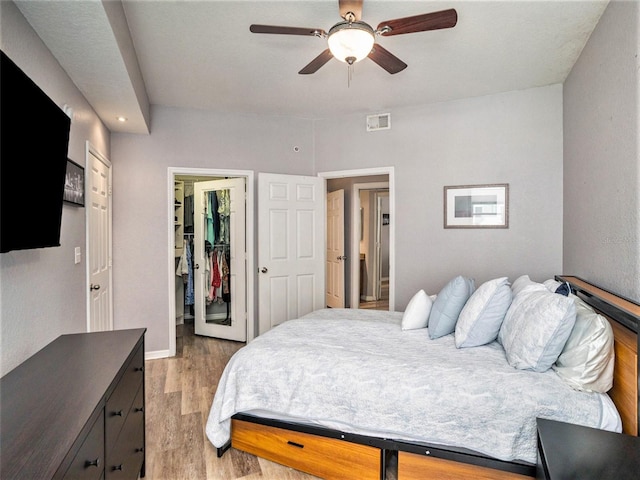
[1,328,146,479]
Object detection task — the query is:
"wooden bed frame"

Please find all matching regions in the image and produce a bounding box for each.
[222,276,639,480]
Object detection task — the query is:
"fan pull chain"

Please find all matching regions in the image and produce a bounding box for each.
[347,64,353,87]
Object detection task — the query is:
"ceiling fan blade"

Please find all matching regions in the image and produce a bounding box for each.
[339,0,363,21]
[299,49,334,75]
[250,24,326,36]
[368,44,407,74]
[377,8,457,36]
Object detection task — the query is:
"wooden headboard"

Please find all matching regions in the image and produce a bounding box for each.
[556,276,639,436]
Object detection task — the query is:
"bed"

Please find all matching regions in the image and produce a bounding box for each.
[206,276,639,480]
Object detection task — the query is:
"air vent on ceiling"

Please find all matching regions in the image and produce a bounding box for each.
[366,113,391,132]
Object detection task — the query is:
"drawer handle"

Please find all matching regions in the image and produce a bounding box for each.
[112,464,123,471]
[84,458,100,468]
[287,441,304,449]
[135,366,145,372]
[135,406,145,413]
[112,410,123,417]
[136,447,145,453]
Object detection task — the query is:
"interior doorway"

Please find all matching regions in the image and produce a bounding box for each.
[321,167,394,311]
[167,168,254,358]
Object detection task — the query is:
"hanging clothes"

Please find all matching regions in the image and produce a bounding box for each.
[176,239,188,281]
[217,189,230,244]
[206,192,215,245]
[184,240,194,306]
[221,247,231,303]
[212,191,220,243]
[209,249,221,302]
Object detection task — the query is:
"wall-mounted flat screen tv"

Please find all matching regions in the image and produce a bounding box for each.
[1,50,71,253]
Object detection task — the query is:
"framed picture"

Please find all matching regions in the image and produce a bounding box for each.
[63,159,85,206]
[444,184,508,228]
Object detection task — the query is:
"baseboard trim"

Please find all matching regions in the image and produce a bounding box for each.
[145,349,171,360]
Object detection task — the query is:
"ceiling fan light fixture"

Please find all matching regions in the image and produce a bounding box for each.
[327,21,374,64]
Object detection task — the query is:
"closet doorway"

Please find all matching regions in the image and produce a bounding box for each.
[168,168,254,357]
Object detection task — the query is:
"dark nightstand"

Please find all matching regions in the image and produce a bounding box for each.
[536,418,640,479]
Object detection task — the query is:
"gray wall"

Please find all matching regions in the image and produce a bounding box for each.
[110,105,315,353]
[563,0,640,302]
[0,2,110,376]
[314,85,565,310]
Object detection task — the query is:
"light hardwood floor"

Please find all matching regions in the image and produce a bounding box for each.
[145,321,399,479]
[144,321,322,479]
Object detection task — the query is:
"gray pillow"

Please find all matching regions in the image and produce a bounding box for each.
[499,289,576,372]
[455,277,512,348]
[428,276,475,339]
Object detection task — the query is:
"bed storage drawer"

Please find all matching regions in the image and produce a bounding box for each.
[398,451,534,480]
[231,418,382,480]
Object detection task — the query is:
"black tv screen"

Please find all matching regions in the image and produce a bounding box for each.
[1,50,71,253]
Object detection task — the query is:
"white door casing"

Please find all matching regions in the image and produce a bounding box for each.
[326,189,345,308]
[258,173,325,334]
[86,145,113,332]
[194,178,247,341]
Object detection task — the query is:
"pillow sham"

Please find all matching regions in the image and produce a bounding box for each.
[455,277,512,348]
[498,289,576,372]
[428,276,475,339]
[401,290,432,331]
[552,295,615,392]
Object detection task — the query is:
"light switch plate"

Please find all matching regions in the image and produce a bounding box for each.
[74,247,81,264]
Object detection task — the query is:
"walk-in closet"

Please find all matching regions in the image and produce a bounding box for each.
[174,175,247,342]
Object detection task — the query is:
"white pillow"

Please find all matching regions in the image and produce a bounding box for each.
[499,289,577,372]
[543,279,562,293]
[455,277,512,348]
[552,295,615,392]
[511,274,547,297]
[401,290,432,330]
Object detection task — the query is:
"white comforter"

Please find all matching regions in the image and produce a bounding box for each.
[205,308,615,464]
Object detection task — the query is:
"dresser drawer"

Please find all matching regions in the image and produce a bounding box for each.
[106,344,144,452]
[62,411,105,480]
[231,419,381,480]
[106,385,145,480]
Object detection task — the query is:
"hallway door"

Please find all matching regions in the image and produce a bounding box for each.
[258,173,325,334]
[87,147,113,332]
[326,189,345,308]
[194,178,246,341]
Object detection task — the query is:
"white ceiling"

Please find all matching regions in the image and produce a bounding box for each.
[14,0,609,135]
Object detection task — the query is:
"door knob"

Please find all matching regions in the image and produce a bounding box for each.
[337,256,347,261]
[261,267,268,273]
[195,263,200,270]
[90,284,101,291]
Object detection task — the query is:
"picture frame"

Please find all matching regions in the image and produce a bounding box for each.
[63,158,85,206]
[444,184,508,228]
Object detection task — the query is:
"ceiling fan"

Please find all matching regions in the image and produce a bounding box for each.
[249,0,457,75]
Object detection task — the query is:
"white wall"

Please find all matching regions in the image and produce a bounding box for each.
[563,0,640,301]
[110,105,315,354]
[0,1,110,376]
[314,85,565,309]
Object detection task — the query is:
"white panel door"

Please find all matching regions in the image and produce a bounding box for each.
[194,178,246,341]
[326,189,345,308]
[87,149,112,332]
[258,173,325,334]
